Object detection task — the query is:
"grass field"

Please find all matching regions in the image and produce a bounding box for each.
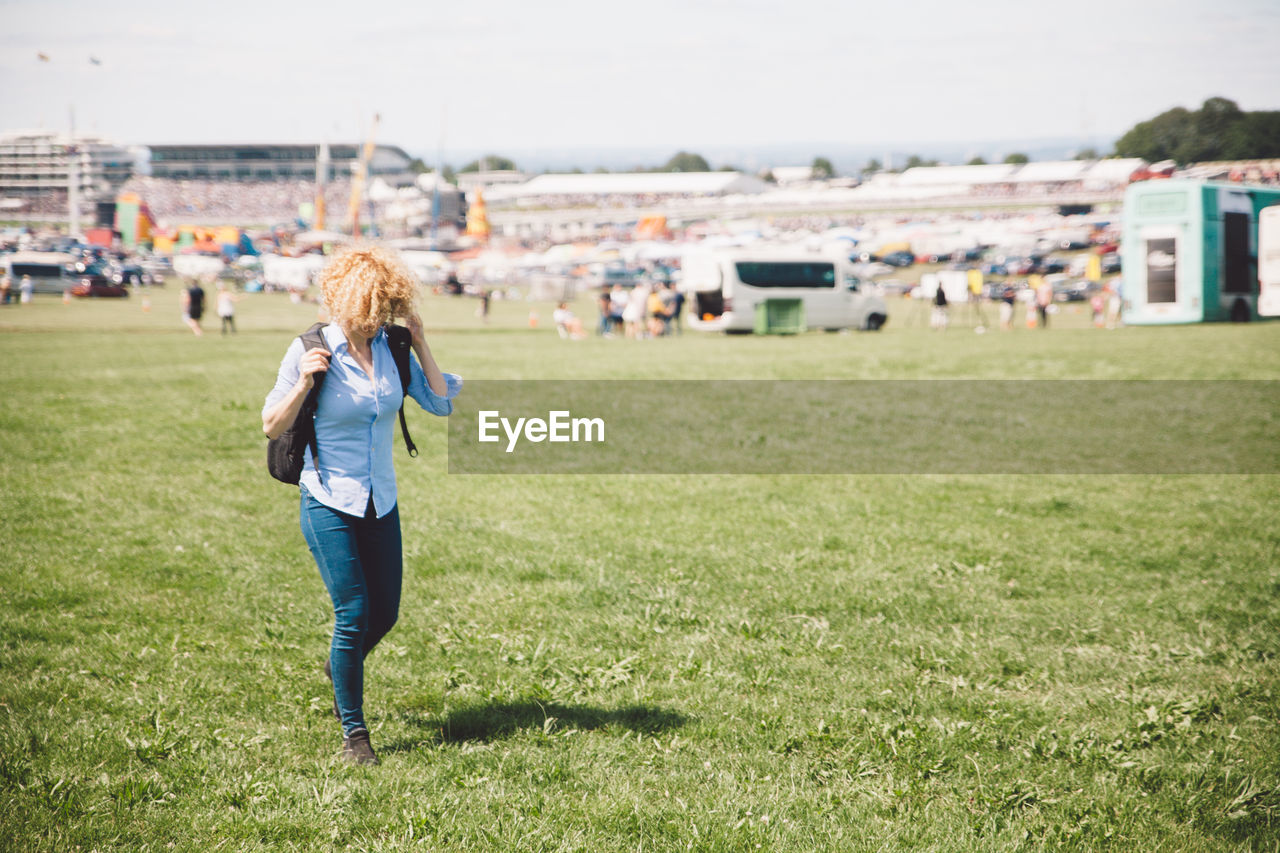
[1,284,1278,851]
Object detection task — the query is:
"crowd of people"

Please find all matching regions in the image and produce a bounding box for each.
[0,273,35,303]
[122,177,355,223]
[928,275,1124,332]
[550,280,686,340]
[600,281,685,338]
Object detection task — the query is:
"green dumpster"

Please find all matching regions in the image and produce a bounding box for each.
[753,298,805,335]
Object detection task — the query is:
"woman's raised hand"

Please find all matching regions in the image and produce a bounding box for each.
[405,311,425,344]
[298,347,331,389]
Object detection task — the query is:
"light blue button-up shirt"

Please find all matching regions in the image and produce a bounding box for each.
[263,324,462,518]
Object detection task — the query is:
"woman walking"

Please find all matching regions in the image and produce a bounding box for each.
[262,245,460,765]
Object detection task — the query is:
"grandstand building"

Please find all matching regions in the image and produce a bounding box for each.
[147,143,415,184]
[0,130,135,201]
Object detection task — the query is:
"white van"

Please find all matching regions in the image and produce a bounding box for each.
[3,251,75,294]
[679,249,888,332]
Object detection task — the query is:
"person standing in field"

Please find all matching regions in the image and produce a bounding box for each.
[608,284,627,333]
[666,282,685,336]
[623,282,648,339]
[596,288,614,336]
[646,285,667,337]
[999,283,1016,331]
[931,279,949,330]
[182,279,206,336]
[20,274,34,304]
[1090,291,1105,327]
[262,244,460,766]
[1035,276,1053,329]
[216,283,239,335]
[1106,277,1124,329]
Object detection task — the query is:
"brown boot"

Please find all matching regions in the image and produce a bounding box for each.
[341,728,379,766]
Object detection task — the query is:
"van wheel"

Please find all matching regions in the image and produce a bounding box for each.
[864,313,886,331]
[1230,299,1251,323]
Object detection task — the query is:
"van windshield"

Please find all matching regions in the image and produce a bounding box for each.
[735,262,835,288]
[9,263,65,278]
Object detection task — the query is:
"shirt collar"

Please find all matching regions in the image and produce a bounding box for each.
[321,324,385,354]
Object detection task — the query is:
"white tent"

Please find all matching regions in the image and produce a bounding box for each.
[1009,161,1090,183]
[1082,158,1146,189]
[487,171,767,201]
[260,254,327,289]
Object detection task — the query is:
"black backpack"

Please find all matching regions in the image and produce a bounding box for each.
[267,323,418,484]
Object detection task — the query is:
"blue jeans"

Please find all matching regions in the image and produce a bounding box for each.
[299,486,402,735]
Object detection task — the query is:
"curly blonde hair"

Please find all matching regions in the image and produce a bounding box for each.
[316,243,417,336]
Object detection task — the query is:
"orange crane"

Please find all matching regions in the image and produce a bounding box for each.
[347,113,381,236]
[314,141,330,230]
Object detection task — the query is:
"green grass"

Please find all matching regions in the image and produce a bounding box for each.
[1,285,1278,851]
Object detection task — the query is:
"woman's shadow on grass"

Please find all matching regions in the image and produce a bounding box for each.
[382,700,688,754]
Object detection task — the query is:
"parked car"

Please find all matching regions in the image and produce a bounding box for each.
[112,264,147,286]
[1101,252,1121,273]
[881,250,915,268]
[1039,256,1068,274]
[851,261,894,279]
[69,261,128,298]
[1004,257,1037,276]
[1051,279,1090,302]
[141,257,173,285]
[876,279,914,297]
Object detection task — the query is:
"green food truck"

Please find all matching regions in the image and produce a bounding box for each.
[1121,179,1280,324]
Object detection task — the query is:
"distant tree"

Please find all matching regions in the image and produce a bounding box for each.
[1003,152,1030,164]
[1222,110,1280,160]
[1183,96,1245,162]
[905,155,938,169]
[459,154,517,173]
[811,156,835,179]
[660,151,711,172]
[967,156,987,166]
[1114,106,1193,162]
[760,169,777,184]
[1113,97,1280,164]
[407,157,430,174]
[442,165,456,184]
[1073,148,1099,161]
[593,166,611,174]
[718,164,740,172]
[863,158,882,174]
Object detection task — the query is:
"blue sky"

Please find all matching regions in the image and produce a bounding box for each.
[2,0,1278,163]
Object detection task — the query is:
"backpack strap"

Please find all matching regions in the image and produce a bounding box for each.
[297,322,329,473]
[383,325,418,458]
